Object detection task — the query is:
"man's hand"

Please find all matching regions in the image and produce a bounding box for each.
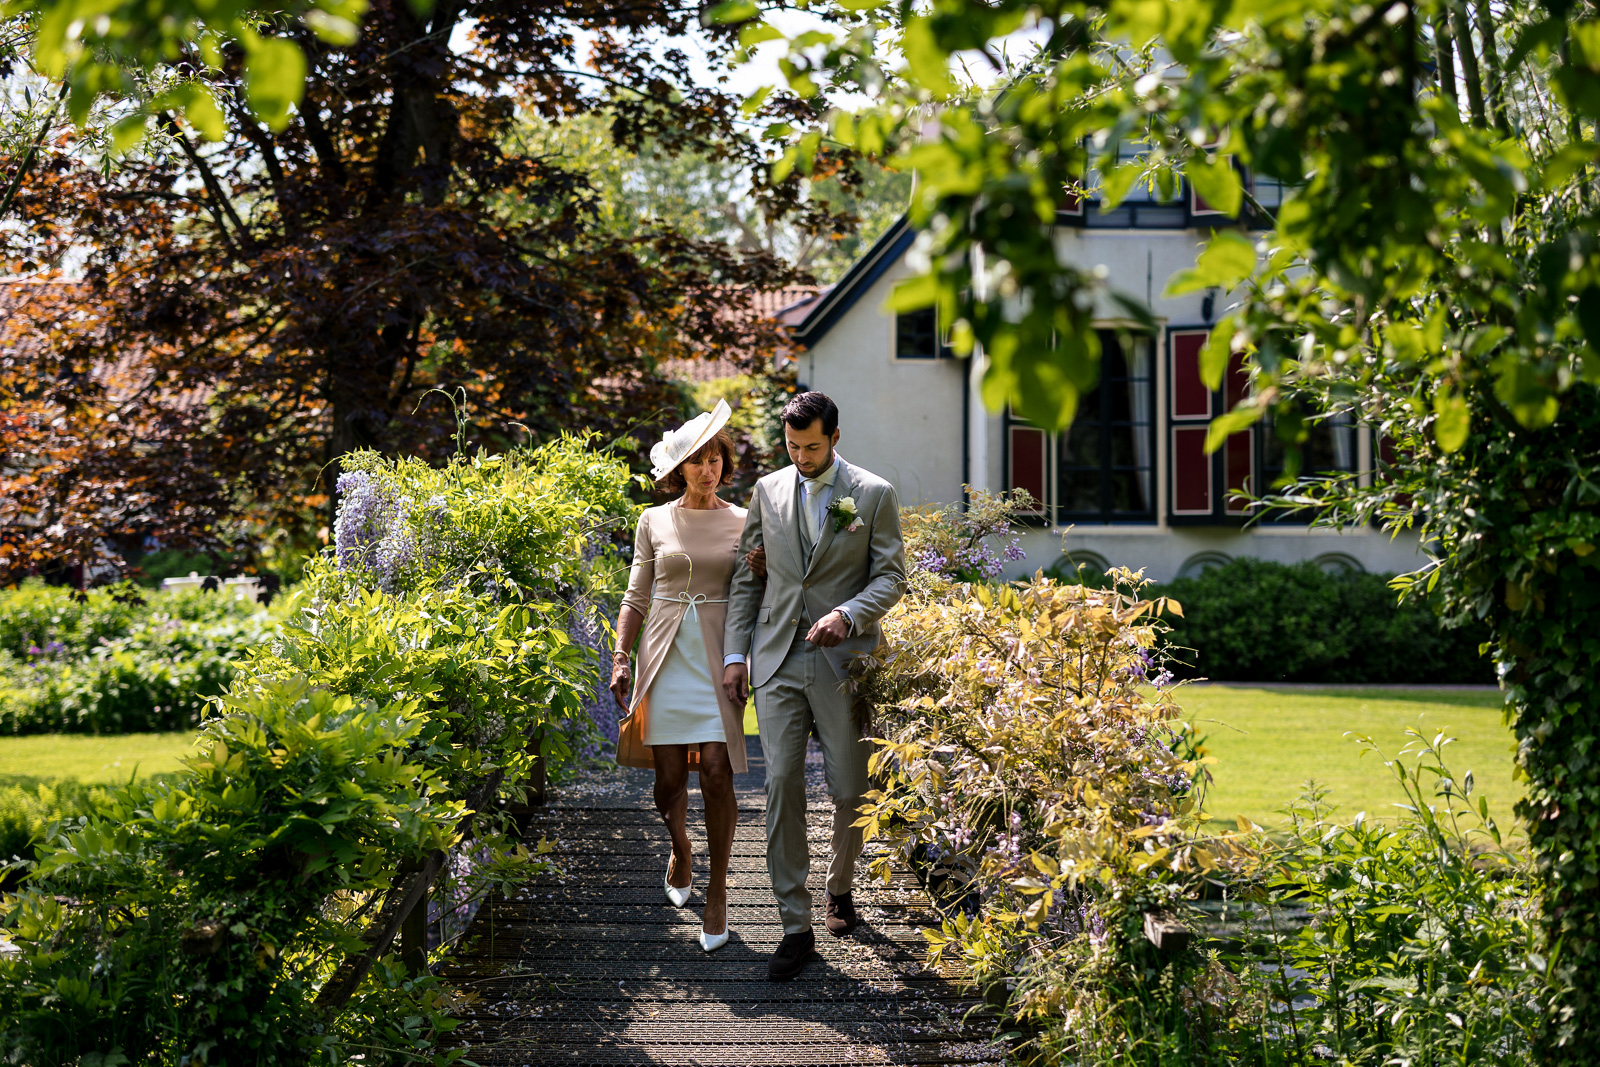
[746,546,767,579]
[722,662,749,706]
[805,610,850,648]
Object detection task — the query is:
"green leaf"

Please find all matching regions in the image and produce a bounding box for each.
[1204,403,1262,453]
[1187,155,1242,217]
[1433,389,1470,453]
[900,17,954,97]
[1199,318,1234,390]
[112,115,148,154]
[1571,19,1600,72]
[885,272,938,313]
[1165,231,1257,296]
[244,38,308,131]
[305,10,362,45]
[738,21,783,48]
[705,0,759,23]
[770,145,799,183]
[740,85,773,117]
[1106,0,1168,44]
[1506,17,1565,71]
[184,87,227,142]
[1536,143,1600,191]
[1100,161,1144,210]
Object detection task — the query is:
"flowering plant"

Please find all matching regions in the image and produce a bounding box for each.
[0,435,638,1064]
[856,498,1245,1049]
[827,494,861,532]
[903,487,1030,583]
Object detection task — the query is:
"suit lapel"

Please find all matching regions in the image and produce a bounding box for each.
[770,471,806,577]
[804,458,853,578]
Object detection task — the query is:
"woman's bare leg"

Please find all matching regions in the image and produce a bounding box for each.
[698,741,737,935]
[653,745,693,889]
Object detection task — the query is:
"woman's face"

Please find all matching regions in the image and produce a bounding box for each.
[680,448,723,496]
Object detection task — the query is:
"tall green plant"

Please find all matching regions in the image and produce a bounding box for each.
[0,435,636,1065]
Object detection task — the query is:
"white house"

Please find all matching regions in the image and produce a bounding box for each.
[786,194,1424,583]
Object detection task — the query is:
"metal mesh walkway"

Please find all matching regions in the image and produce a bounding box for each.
[441,737,1002,1066]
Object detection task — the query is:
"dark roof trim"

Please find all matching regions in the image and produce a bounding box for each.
[792,215,912,347]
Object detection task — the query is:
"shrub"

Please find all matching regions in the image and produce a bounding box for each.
[0,436,636,1066]
[1235,734,1541,1066]
[858,495,1234,1054]
[0,587,279,735]
[870,499,1536,1066]
[0,777,123,869]
[1154,557,1492,684]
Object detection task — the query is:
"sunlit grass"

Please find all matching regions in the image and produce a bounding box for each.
[0,730,199,784]
[1178,684,1516,831]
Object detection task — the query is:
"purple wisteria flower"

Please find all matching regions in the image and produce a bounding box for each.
[334,470,393,573]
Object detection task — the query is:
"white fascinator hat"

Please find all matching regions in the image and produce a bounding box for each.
[649,398,733,481]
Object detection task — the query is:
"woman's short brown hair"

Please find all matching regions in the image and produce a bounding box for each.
[655,429,737,493]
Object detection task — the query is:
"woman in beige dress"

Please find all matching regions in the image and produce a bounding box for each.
[608,401,748,952]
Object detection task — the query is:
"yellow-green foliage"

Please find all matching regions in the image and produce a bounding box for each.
[0,779,118,865]
[858,560,1229,1003]
[0,436,637,1066]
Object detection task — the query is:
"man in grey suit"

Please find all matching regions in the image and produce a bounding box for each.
[722,392,907,980]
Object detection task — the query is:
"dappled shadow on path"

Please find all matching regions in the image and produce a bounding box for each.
[440,739,1003,1066]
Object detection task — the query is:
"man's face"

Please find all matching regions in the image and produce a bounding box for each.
[784,419,839,478]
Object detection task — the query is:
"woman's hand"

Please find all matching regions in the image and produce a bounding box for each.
[747,546,767,579]
[608,657,632,708]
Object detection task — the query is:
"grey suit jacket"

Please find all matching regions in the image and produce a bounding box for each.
[724,457,907,689]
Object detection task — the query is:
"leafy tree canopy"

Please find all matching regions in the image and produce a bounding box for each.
[0,0,862,578]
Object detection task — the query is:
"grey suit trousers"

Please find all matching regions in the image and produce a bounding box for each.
[756,629,872,934]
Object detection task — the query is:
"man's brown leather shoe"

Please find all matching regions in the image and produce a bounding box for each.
[824,891,859,936]
[768,929,816,981]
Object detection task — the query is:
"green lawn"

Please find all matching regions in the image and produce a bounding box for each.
[1178,684,1516,830]
[1,687,1517,834]
[0,730,199,784]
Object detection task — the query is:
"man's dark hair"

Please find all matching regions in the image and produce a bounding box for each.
[781,391,839,436]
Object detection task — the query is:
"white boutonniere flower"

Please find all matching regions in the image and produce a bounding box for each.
[827,495,862,533]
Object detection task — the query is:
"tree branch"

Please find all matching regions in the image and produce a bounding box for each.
[159,112,256,257]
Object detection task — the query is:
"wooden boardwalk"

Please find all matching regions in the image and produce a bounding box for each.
[442,737,1002,1066]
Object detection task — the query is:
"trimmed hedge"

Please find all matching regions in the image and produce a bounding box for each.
[1154,557,1493,684]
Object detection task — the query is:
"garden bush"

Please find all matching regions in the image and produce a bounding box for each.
[0,583,279,735]
[0,777,124,871]
[863,496,1535,1065]
[0,435,635,1066]
[1153,557,1492,684]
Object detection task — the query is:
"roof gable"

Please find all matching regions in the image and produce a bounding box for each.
[791,216,912,348]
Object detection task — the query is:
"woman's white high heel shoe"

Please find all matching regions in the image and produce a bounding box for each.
[699,927,731,952]
[664,864,693,908]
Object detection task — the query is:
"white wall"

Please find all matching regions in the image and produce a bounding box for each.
[803,254,967,508]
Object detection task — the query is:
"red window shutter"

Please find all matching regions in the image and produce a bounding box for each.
[1170,331,1211,419]
[1008,425,1048,513]
[1222,351,1254,514]
[1170,329,1214,516]
[1172,426,1212,514]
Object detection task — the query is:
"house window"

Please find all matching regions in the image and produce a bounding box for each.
[1058,332,1156,520]
[895,307,947,359]
[1004,329,1156,524]
[1255,411,1358,523]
